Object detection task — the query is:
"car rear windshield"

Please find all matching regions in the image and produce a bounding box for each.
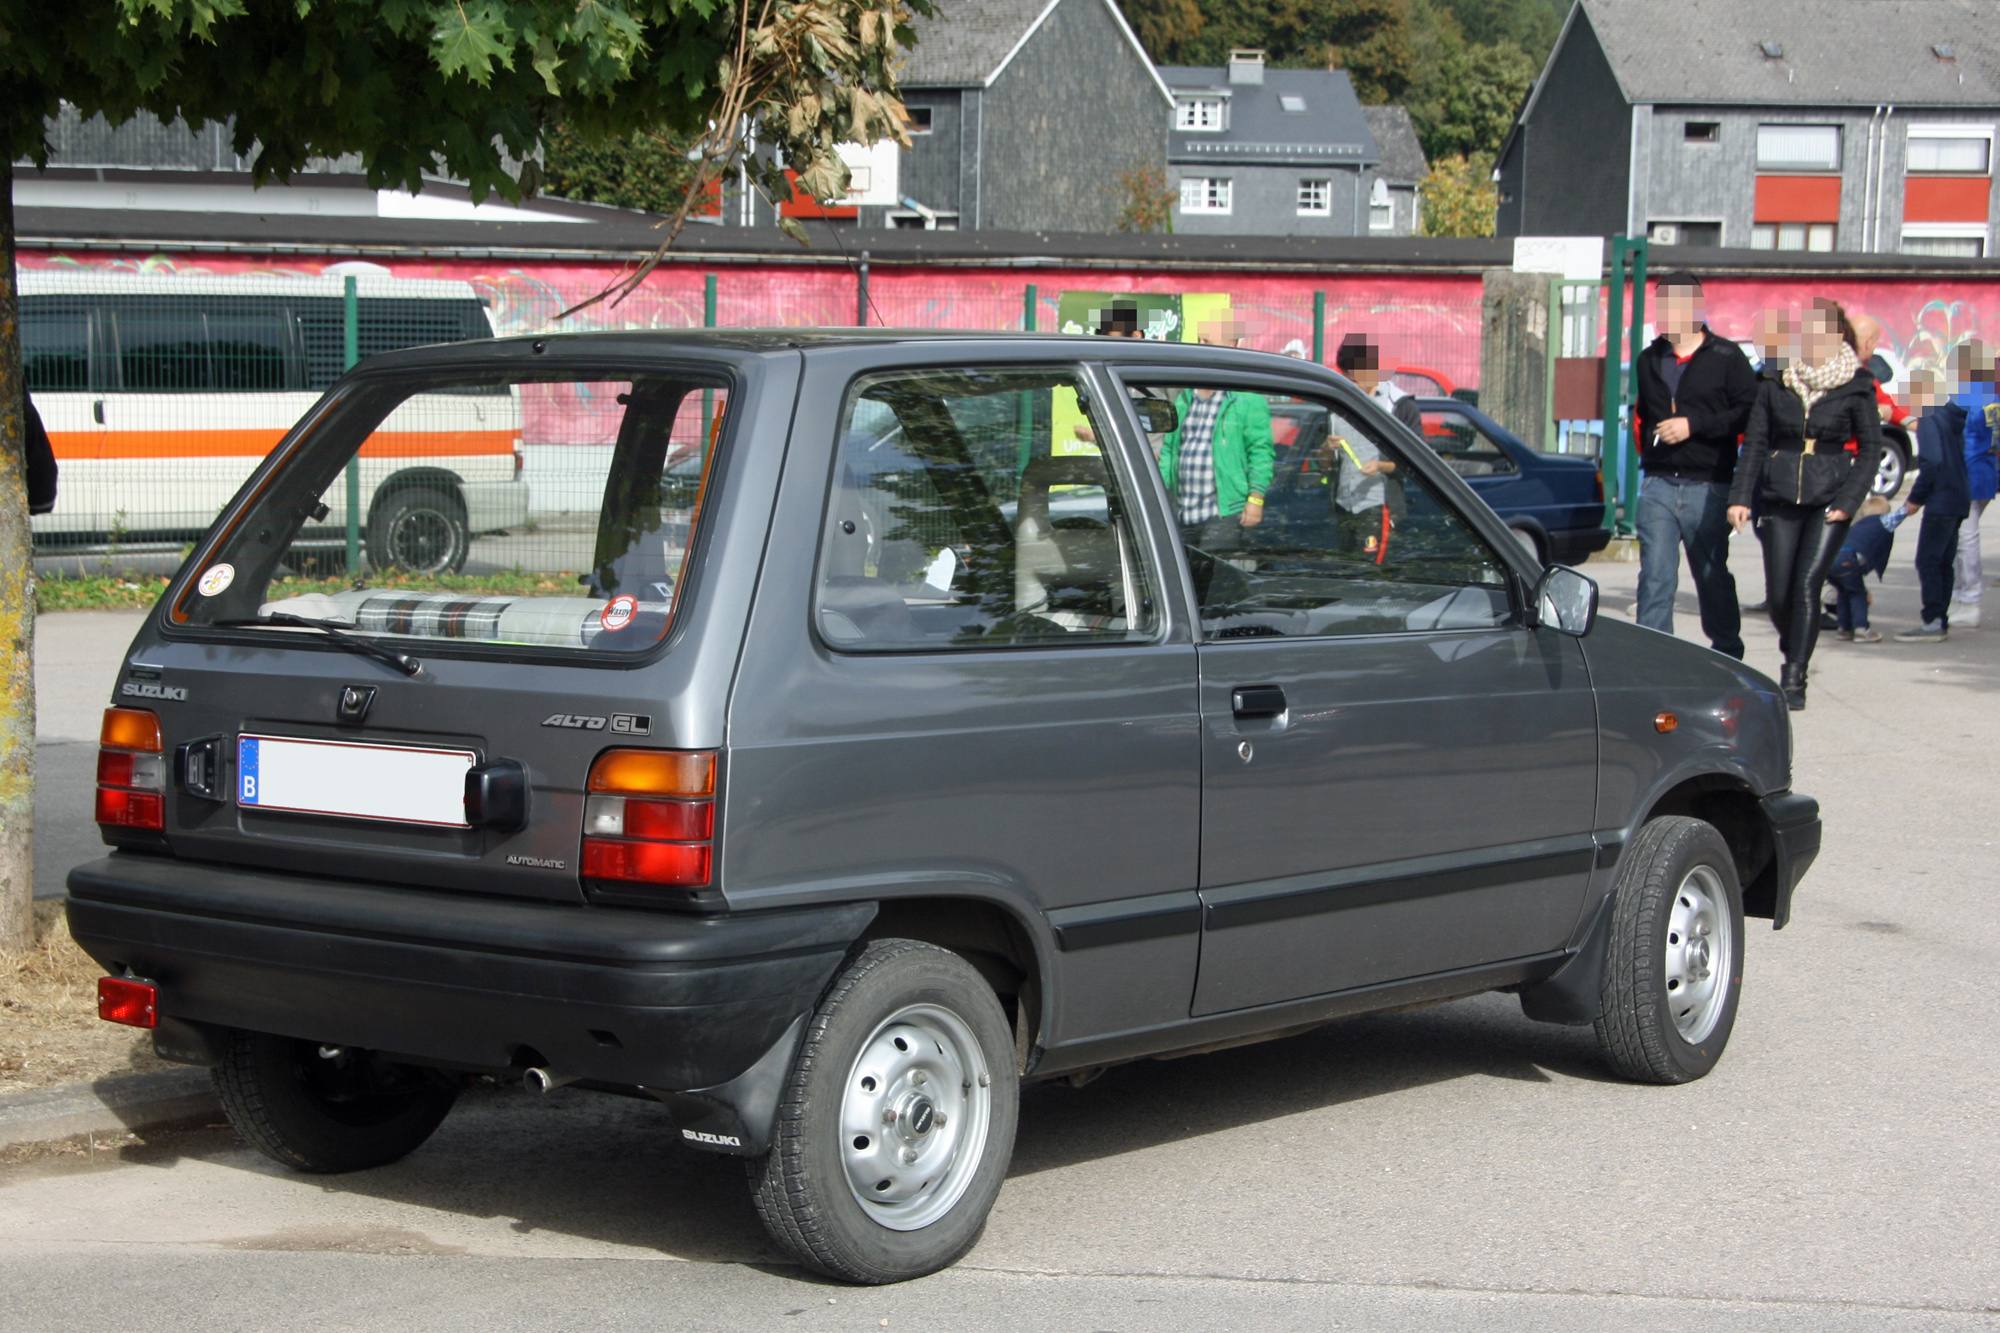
[173,370,728,657]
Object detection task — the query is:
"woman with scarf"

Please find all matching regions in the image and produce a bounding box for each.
[1728,298,1884,709]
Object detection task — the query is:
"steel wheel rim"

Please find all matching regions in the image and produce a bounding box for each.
[1874,450,1902,495]
[388,508,456,573]
[839,1002,992,1232]
[1665,865,1733,1043]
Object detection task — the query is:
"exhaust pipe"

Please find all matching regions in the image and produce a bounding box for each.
[522,1067,579,1094]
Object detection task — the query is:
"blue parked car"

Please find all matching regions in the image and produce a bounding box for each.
[1265,396,1612,566]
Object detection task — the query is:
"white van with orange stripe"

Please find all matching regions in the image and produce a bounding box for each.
[23,271,527,573]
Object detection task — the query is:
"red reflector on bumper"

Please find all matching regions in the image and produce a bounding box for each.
[581,837,712,887]
[98,977,159,1028]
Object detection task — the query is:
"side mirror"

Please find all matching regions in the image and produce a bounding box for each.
[1133,397,1178,434]
[1533,565,1598,637]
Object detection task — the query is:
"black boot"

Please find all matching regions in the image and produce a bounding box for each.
[1780,663,1806,711]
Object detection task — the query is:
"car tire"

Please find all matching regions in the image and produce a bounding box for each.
[366,486,469,575]
[1594,816,1745,1085]
[748,940,1019,1284]
[1872,439,1908,497]
[212,1031,459,1173]
[1510,525,1545,564]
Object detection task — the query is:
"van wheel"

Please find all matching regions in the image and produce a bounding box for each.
[748,940,1018,1284]
[367,487,469,575]
[1594,817,1744,1084]
[212,1031,458,1173]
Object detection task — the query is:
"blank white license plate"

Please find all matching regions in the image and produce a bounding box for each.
[237,734,476,827]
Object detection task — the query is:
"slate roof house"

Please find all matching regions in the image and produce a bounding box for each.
[1497,0,2000,256]
[1162,51,1418,237]
[728,0,1171,231]
[1363,105,1430,237]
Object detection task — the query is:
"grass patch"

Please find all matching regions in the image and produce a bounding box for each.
[1,911,170,1095]
[37,569,588,614]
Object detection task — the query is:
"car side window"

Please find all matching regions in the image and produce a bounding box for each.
[1137,381,1513,639]
[816,367,1160,651]
[1423,408,1520,477]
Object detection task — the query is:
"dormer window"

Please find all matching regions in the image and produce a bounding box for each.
[1176,96,1227,132]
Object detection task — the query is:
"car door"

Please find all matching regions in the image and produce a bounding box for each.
[724,352,1204,1051]
[1116,369,1599,1016]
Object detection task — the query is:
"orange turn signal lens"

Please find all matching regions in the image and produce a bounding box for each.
[587,749,714,797]
[1655,711,1679,733]
[100,707,163,752]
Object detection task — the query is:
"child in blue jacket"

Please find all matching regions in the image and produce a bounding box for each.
[1828,496,1900,642]
[1900,367,1976,640]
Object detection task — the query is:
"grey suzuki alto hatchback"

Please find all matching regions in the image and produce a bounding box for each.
[69,331,1821,1284]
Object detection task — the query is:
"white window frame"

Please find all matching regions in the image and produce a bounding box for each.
[1179,176,1232,215]
[1756,123,1842,172]
[1900,222,1988,256]
[1297,178,1331,217]
[1906,123,1995,175]
[1175,96,1228,133]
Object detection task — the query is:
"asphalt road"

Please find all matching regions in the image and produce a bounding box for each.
[12,521,2000,1330]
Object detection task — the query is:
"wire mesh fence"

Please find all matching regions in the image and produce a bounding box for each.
[23,265,1483,597]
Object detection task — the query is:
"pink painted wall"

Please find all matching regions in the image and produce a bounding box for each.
[23,248,2000,395]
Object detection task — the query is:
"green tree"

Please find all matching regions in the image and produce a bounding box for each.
[542,124,704,216]
[1405,33,1535,160]
[1420,152,1497,236]
[1113,161,1176,233]
[0,0,927,950]
[1116,0,1204,61]
[1121,0,1414,93]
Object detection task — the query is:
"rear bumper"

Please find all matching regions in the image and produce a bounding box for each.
[65,855,872,1097]
[1548,524,1613,562]
[1759,791,1822,929]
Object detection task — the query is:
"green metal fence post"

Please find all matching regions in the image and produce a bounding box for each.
[1620,237,1649,536]
[1601,238,1627,534]
[857,250,870,327]
[343,276,362,576]
[702,273,717,444]
[1022,283,1037,332]
[1312,290,1326,365]
[1018,284,1037,474]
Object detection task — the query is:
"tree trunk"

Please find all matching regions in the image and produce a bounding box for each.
[0,158,37,951]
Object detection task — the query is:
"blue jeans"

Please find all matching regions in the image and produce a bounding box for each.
[1636,475,1744,658]
[1826,550,1870,631]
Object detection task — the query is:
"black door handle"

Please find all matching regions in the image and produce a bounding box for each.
[1231,685,1287,718]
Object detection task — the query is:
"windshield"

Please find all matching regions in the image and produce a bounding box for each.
[173,370,728,656]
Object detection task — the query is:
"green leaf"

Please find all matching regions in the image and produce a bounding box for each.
[431,0,515,85]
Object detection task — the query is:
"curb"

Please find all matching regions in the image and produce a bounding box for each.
[0,1068,219,1149]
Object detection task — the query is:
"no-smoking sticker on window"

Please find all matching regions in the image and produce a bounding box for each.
[600,595,638,632]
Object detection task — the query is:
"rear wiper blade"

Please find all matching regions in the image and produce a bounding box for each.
[213,613,424,678]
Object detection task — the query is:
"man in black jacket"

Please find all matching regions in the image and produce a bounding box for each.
[1632,273,1757,659]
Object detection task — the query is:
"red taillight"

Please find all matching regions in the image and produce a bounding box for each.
[581,838,711,886]
[1594,470,1606,504]
[98,977,158,1028]
[96,786,165,829]
[581,749,717,896]
[97,707,165,831]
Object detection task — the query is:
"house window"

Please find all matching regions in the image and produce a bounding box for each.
[1370,202,1394,230]
[1279,95,1307,113]
[1175,97,1227,132]
[1179,176,1232,214]
[1757,124,1841,171]
[1297,179,1331,216]
[1751,223,1837,251]
[1685,121,1720,142]
[905,106,933,136]
[1900,232,1985,257]
[1907,133,1990,173]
